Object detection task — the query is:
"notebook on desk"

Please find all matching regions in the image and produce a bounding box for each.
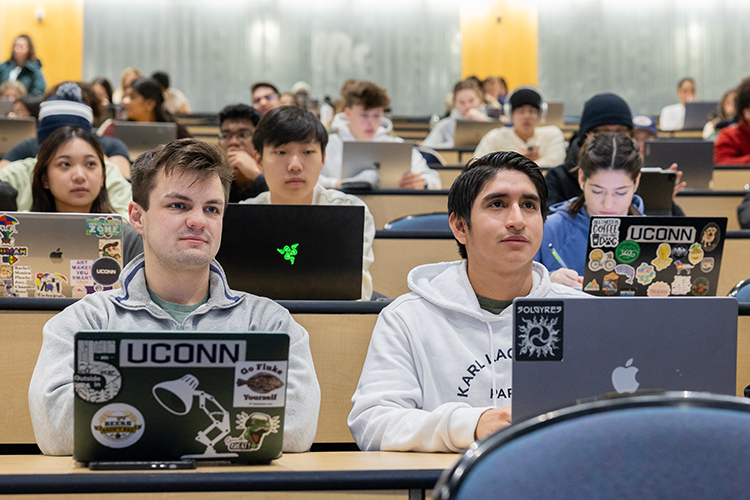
[0,212,124,298]
[581,215,727,297]
[73,331,289,464]
[0,117,36,156]
[643,139,714,188]
[511,296,737,423]
[341,141,414,189]
[113,121,178,157]
[453,120,503,148]
[683,101,719,131]
[216,203,364,300]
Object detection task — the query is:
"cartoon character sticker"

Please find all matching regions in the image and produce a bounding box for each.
[636,262,656,286]
[99,239,122,262]
[0,214,19,246]
[651,243,673,271]
[700,222,721,252]
[588,249,616,272]
[671,275,692,295]
[615,264,635,285]
[701,257,715,273]
[224,412,280,453]
[34,272,67,298]
[602,272,619,296]
[647,282,671,297]
[688,242,704,266]
[692,277,710,296]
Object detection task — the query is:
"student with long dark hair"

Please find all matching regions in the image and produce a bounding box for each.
[0,34,46,96]
[31,126,142,263]
[535,132,643,287]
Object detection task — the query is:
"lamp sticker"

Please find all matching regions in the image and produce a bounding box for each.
[651,243,673,271]
[75,339,122,403]
[590,218,621,248]
[224,412,280,452]
[636,262,656,286]
[234,361,287,407]
[86,217,122,238]
[277,243,299,265]
[91,403,144,449]
[700,222,721,252]
[671,275,692,296]
[0,214,19,246]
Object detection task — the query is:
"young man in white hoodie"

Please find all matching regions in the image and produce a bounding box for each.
[348,151,587,452]
[320,80,441,190]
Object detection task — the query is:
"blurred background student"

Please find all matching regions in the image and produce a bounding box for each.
[0,34,46,96]
[422,79,491,149]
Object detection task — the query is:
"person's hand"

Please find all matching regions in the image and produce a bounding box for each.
[227,150,261,181]
[399,171,426,190]
[667,162,687,197]
[550,268,583,288]
[464,108,489,122]
[520,147,540,162]
[475,406,512,440]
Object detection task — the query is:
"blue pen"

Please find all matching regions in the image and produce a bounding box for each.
[548,243,569,269]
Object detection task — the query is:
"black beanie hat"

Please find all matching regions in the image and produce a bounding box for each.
[509,87,543,112]
[579,93,633,136]
[36,83,93,144]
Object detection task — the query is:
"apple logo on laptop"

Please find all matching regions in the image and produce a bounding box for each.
[49,248,63,264]
[611,358,639,393]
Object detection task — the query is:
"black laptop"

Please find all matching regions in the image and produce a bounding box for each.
[216,204,364,300]
[683,101,719,131]
[643,139,714,188]
[636,168,676,216]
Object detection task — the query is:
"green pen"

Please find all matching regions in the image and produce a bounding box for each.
[548,243,569,269]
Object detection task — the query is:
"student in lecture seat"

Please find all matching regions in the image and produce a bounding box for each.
[474,85,565,168]
[0,79,26,102]
[348,151,586,452]
[703,88,737,140]
[99,78,192,140]
[714,77,750,165]
[216,103,268,202]
[152,71,192,115]
[30,126,143,264]
[535,132,643,288]
[240,106,375,300]
[321,80,441,190]
[111,66,143,105]
[251,81,282,116]
[0,83,133,218]
[28,138,321,455]
[659,77,697,132]
[421,79,492,149]
[0,34,46,96]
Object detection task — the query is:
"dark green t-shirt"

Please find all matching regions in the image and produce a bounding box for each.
[476,294,513,315]
[148,288,209,324]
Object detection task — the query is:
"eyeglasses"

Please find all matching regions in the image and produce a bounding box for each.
[218,129,253,141]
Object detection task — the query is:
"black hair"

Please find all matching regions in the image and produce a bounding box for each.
[252,106,328,155]
[91,77,113,103]
[735,77,750,117]
[448,151,547,259]
[567,132,642,217]
[677,77,696,90]
[219,103,262,128]
[129,78,173,123]
[251,81,280,96]
[151,71,170,90]
[17,94,42,119]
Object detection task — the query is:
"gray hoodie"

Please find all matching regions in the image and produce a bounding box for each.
[28,255,321,455]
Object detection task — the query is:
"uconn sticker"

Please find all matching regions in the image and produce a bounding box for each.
[514,301,564,361]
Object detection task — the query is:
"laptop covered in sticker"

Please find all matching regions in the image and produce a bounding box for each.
[216,203,364,300]
[581,215,727,297]
[511,297,737,423]
[73,331,289,464]
[0,212,124,298]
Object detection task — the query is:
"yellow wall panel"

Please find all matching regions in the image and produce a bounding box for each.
[0,0,84,91]
[460,0,538,90]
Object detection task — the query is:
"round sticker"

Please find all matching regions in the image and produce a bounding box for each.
[615,240,640,264]
[691,277,710,296]
[700,222,721,252]
[91,403,145,449]
[91,257,121,286]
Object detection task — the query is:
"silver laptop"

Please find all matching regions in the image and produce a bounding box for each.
[511,296,737,423]
[643,139,714,188]
[0,212,124,298]
[0,99,13,117]
[543,101,565,127]
[453,120,504,148]
[0,117,36,157]
[683,101,719,131]
[341,141,414,189]
[113,121,178,157]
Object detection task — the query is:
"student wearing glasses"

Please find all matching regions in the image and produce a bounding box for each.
[216,103,268,202]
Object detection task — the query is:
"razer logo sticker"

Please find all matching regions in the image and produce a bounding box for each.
[277,244,299,265]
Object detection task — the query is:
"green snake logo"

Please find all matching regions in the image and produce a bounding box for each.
[277,243,299,265]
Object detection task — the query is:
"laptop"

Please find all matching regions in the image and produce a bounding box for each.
[0,99,13,117]
[636,168,676,216]
[453,120,504,148]
[216,204,364,300]
[511,296,737,422]
[683,101,719,131]
[73,331,289,464]
[0,212,124,298]
[582,215,727,297]
[543,101,565,127]
[113,121,178,157]
[341,141,414,189]
[643,139,714,188]
[0,117,36,156]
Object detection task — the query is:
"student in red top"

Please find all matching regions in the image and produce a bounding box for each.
[714,77,750,165]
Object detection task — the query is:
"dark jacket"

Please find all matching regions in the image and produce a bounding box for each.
[0,59,46,96]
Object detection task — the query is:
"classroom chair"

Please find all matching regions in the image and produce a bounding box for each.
[434,392,750,500]
[383,212,450,232]
[416,146,447,167]
[729,278,750,302]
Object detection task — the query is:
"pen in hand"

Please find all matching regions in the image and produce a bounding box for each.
[548,243,569,269]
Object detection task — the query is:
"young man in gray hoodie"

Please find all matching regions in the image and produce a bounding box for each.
[28,139,320,455]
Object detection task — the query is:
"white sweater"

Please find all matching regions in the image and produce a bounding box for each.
[348,260,586,452]
[474,125,565,167]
